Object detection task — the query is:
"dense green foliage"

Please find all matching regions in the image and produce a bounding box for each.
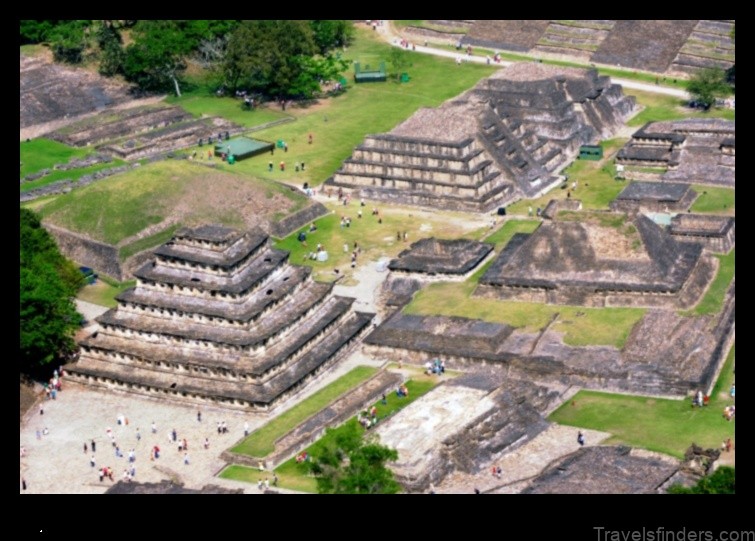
[20,209,84,373]
[668,466,735,494]
[687,68,732,109]
[307,424,401,494]
[222,20,350,99]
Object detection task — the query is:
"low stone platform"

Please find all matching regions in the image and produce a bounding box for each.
[388,238,493,279]
[610,181,697,213]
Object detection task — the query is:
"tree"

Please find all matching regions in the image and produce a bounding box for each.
[668,466,735,494]
[389,47,410,82]
[308,423,401,494]
[223,20,317,99]
[96,22,124,77]
[48,20,92,64]
[310,20,354,55]
[20,209,84,375]
[687,68,731,110]
[123,21,196,96]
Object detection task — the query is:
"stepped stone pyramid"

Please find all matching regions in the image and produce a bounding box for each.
[327,63,635,212]
[477,214,715,309]
[66,225,374,411]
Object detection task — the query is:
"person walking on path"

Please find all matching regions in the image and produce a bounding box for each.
[91,439,96,452]
[90,455,96,468]
[136,428,141,442]
[577,431,585,446]
[197,410,202,423]
[84,442,88,454]
[184,452,190,465]
[21,478,27,491]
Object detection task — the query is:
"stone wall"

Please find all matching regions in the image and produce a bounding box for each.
[270,202,329,239]
[44,223,123,280]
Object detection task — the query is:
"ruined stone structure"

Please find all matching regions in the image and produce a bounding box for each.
[520,446,679,494]
[327,63,635,212]
[388,238,493,280]
[668,214,735,253]
[477,214,716,309]
[48,104,243,161]
[610,181,698,214]
[375,373,561,492]
[616,119,735,187]
[66,225,374,411]
[457,20,734,75]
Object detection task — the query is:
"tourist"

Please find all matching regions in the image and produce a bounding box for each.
[197,410,202,423]
[84,442,88,454]
[308,133,313,144]
[90,455,96,468]
[577,431,585,446]
[151,422,157,434]
[91,439,96,452]
[136,428,141,442]
[730,384,735,398]
[22,478,27,491]
[184,452,190,465]
[726,438,733,452]
[172,428,177,442]
[244,421,250,436]
[344,243,349,253]
[204,438,210,449]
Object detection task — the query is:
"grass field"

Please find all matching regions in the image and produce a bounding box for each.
[34,160,305,245]
[222,375,438,492]
[689,186,735,215]
[20,138,90,177]
[165,94,290,128]
[506,138,627,215]
[119,225,180,261]
[549,344,736,459]
[688,249,735,316]
[230,366,378,458]
[181,26,495,188]
[627,90,735,127]
[274,200,489,283]
[76,276,136,308]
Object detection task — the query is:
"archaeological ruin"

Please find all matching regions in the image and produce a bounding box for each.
[520,446,680,494]
[48,103,243,161]
[327,63,636,212]
[609,181,697,214]
[616,119,735,187]
[387,238,493,280]
[65,225,375,411]
[668,213,735,253]
[456,20,734,75]
[476,213,716,309]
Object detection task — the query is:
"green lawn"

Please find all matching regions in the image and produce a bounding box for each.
[689,186,735,215]
[21,160,129,193]
[688,250,735,316]
[20,138,90,178]
[198,26,495,188]
[119,225,180,261]
[34,160,306,245]
[549,344,736,459]
[482,219,541,250]
[274,200,488,283]
[165,94,289,128]
[405,280,644,348]
[76,277,136,309]
[507,138,627,215]
[627,90,735,127]
[230,365,378,458]
[222,376,437,492]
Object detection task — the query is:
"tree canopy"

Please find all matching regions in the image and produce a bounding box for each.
[668,466,735,494]
[20,209,84,375]
[307,422,401,494]
[687,68,732,110]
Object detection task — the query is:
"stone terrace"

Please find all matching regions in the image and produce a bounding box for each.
[521,446,679,494]
[533,21,616,60]
[670,20,736,75]
[462,20,550,52]
[376,374,562,492]
[366,275,734,397]
[617,119,735,187]
[591,20,699,73]
[668,214,735,253]
[48,103,243,161]
[328,63,635,213]
[477,214,713,309]
[388,238,493,278]
[66,225,374,411]
[609,181,697,214]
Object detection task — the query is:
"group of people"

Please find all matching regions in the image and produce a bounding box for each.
[424,358,445,375]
